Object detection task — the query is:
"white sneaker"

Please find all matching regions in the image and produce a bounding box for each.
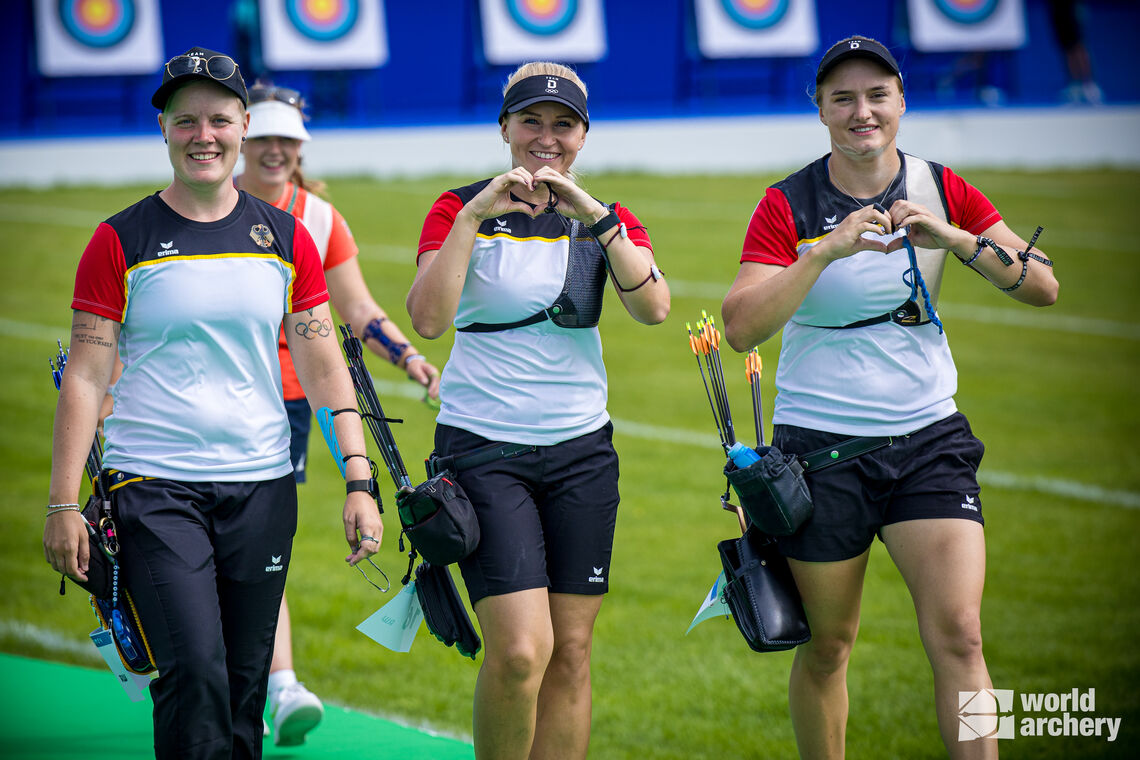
[269,682,324,746]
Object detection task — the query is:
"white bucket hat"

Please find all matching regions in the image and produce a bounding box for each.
[247,100,311,141]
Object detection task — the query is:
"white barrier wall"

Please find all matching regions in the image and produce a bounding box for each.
[1,106,1137,188]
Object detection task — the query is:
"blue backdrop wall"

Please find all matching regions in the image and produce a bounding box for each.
[3,0,1136,140]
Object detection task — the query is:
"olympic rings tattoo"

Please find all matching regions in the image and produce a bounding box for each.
[294,318,333,340]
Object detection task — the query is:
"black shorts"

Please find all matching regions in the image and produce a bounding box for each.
[285,398,312,484]
[773,412,985,562]
[434,422,620,605]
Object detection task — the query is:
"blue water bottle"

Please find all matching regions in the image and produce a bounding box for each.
[728,441,761,468]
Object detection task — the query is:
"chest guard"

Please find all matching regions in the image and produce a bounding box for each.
[457,216,607,333]
[797,154,950,330]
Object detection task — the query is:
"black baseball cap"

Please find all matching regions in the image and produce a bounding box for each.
[152,47,248,110]
[499,74,589,131]
[816,36,901,86]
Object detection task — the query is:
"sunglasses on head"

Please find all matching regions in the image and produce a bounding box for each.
[164,53,238,83]
[249,85,304,109]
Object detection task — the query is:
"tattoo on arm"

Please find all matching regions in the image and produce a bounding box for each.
[74,333,114,348]
[295,318,333,340]
[71,313,118,348]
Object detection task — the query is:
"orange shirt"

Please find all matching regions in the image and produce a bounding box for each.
[272,182,359,400]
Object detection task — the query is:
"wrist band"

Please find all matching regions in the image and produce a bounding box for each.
[363,316,409,365]
[588,209,621,239]
[47,502,81,510]
[404,354,425,366]
[46,506,82,517]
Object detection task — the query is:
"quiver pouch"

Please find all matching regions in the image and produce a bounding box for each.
[717,526,811,652]
[724,445,813,536]
[396,471,480,566]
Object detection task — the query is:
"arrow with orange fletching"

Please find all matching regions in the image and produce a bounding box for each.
[745,349,763,447]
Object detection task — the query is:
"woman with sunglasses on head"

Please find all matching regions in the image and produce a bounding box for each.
[234,82,440,747]
[407,62,669,759]
[42,47,381,759]
[721,36,1058,759]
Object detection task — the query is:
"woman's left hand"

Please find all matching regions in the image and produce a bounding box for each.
[343,491,383,566]
[887,199,974,256]
[532,167,608,225]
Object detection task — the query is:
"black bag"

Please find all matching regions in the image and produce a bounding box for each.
[71,494,117,599]
[724,446,813,536]
[415,562,481,659]
[717,526,811,652]
[395,471,481,566]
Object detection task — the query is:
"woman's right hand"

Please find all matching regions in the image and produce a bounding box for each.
[43,508,90,583]
[465,167,547,221]
[814,204,896,263]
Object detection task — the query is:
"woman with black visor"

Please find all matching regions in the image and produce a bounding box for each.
[407,62,669,759]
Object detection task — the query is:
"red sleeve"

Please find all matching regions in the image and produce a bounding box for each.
[417,191,463,261]
[942,166,1002,234]
[72,223,127,321]
[322,204,358,271]
[614,203,653,253]
[289,217,329,313]
[741,187,798,267]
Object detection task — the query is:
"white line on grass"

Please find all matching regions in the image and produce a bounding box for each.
[666,280,1140,341]
[604,413,1140,510]
[9,322,1134,508]
[0,317,70,342]
[362,376,1138,511]
[5,201,1137,342]
[0,620,102,663]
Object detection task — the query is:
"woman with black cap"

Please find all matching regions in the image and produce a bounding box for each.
[722,36,1058,758]
[43,47,381,758]
[407,61,669,759]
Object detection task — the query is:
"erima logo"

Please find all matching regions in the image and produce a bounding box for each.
[265,555,284,573]
[589,567,605,583]
[156,240,180,256]
[493,219,512,234]
[961,494,978,511]
[823,214,841,232]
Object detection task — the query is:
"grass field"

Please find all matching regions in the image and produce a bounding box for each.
[1,167,1138,758]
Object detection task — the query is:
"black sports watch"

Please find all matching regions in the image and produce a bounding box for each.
[346,478,383,512]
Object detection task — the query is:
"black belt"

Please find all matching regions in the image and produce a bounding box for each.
[798,436,893,473]
[427,441,537,478]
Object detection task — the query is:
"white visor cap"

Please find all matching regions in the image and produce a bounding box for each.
[247,100,311,141]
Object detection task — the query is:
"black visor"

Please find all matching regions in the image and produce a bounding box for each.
[499,75,589,131]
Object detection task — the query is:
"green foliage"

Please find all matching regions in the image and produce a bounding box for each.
[2,168,1138,757]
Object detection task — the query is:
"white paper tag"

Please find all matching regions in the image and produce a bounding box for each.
[355,581,424,652]
[685,570,732,634]
[90,627,154,702]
